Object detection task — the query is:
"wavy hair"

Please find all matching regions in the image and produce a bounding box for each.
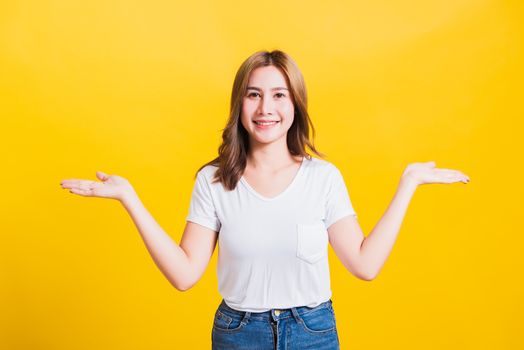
[196,50,325,190]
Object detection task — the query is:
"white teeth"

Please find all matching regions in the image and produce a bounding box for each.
[255,121,278,126]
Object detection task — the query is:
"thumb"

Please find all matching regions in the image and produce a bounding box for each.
[96,171,109,181]
[427,161,436,167]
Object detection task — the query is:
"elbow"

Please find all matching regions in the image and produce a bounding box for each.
[170,267,197,292]
[347,263,377,281]
[174,283,192,292]
[360,274,376,282]
[358,269,377,281]
[172,279,195,292]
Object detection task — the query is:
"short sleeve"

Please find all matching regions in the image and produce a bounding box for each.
[186,172,221,232]
[324,167,357,229]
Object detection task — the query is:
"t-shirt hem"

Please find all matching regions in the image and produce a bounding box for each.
[224,296,333,313]
[326,211,358,229]
[186,216,220,232]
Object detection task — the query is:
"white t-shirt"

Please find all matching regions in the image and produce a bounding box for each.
[186,156,357,312]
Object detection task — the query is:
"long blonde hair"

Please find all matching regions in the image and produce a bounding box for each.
[196,49,325,190]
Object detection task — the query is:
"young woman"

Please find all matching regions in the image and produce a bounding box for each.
[60,50,470,349]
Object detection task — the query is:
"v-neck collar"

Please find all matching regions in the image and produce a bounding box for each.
[240,156,307,201]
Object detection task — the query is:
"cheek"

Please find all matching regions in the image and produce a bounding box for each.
[239,113,249,130]
[281,103,294,120]
[242,101,256,117]
[240,105,253,129]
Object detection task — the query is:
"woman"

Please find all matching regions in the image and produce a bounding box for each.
[60,50,470,349]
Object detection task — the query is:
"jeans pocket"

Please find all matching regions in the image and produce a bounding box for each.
[297,306,336,334]
[296,221,328,264]
[212,309,246,333]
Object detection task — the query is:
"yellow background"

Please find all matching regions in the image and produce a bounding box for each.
[1,0,522,349]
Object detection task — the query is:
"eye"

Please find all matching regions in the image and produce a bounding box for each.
[275,92,286,98]
[247,92,260,98]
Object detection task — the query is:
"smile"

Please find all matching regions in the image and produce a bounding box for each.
[254,121,279,129]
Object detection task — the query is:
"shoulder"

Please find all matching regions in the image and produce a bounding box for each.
[306,156,341,176]
[304,157,348,190]
[196,164,219,183]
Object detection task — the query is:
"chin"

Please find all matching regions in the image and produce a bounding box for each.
[250,133,287,146]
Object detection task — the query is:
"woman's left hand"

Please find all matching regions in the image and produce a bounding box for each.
[401,161,470,186]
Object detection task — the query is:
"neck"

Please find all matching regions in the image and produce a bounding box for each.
[247,138,301,172]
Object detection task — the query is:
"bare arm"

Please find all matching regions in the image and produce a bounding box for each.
[358,177,417,280]
[121,191,218,291]
[328,161,470,281]
[61,171,218,291]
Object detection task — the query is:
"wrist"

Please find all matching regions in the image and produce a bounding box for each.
[400,174,419,190]
[119,188,138,206]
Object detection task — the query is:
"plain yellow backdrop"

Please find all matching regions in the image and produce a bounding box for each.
[1,0,522,349]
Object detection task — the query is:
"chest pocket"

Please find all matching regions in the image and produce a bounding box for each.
[296,221,328,264]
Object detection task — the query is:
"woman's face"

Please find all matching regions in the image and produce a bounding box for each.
[240,65,295,148]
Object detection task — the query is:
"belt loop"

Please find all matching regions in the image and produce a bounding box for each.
[241,311,251,325]
[290,307,302,324]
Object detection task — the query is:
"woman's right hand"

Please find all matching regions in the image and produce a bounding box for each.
[60,171,135,202]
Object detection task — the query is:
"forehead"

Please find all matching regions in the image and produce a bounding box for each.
[247,65,288,88]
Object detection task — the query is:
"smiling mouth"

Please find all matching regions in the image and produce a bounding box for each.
[254,121,279,126]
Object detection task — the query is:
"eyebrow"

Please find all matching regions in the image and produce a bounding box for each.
[246,87,288,91]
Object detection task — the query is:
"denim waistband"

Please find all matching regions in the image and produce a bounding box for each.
[217,299,333,322]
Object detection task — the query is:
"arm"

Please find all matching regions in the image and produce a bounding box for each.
[61,171,218,291]
[121,191,218,291]
[360,177,417,280]
[328,161,470,281]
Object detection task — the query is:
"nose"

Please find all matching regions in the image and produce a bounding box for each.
[257,95,275,116]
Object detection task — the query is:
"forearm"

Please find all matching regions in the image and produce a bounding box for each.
[120,191,192,291]
[359,176,418,280]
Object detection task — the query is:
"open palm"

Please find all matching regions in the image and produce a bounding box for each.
[60,171,134,201]
[402,161,470,185]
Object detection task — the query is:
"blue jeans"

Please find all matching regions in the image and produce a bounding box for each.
[211,299,340,350]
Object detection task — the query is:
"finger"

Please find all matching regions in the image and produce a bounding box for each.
[60,179,86,187]
[457,170,470,181]
[453,173,469,182]
[96,171,109,181]
[69,187,94,196]
[61,180,86,189]
[63,180,97,191]
[80,181,99,191]
[444,173,469,183]
[435,168,470,180]
[435,169,463,177]
[441,168,468,177]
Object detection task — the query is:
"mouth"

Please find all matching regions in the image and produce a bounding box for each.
[253,120,280,129]
[254,120,279,125]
